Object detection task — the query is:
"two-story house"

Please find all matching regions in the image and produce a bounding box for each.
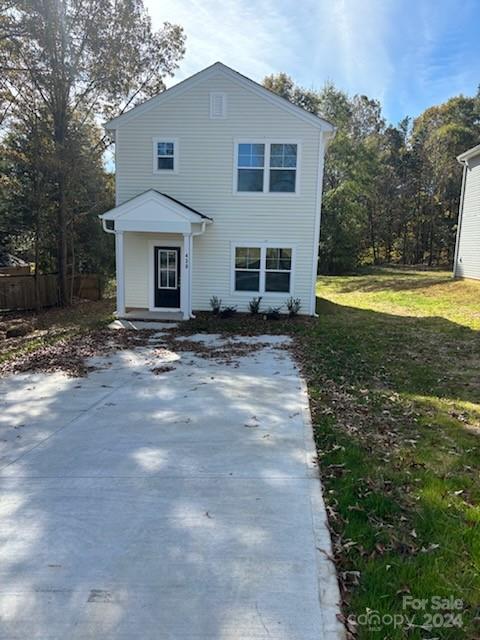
[100,62,335,319]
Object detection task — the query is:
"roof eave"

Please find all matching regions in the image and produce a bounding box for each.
[99,189,211,223]
[104,62,335,133]
[457,143,480,164]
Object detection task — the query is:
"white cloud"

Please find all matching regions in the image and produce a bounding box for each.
[144,0,479,122]
[145,0,399,109]
[146,0,299,85]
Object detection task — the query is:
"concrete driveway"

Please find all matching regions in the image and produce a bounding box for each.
[0,332,343,640]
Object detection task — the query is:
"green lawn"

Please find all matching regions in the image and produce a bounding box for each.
[310,269,480,638]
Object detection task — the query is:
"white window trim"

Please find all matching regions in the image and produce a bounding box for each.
[230,242,295,296]
[233,139,301,196]
[210,91,227,119]
[152,137,179,174]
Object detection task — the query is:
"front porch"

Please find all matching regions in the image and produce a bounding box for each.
[118,308,184,322]
[100,190,212,321]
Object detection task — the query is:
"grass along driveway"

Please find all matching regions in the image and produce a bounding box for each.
[310,270,480,638]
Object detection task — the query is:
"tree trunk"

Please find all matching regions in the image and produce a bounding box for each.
[368,207,378,264]
[70,228,75,304]
[428,215,434,267]
[52,2,69,307]
[32,112,41,312]
[402,221,408,264]
[57,171,68,306]
[53,97,69,306]
[33,194,41,312]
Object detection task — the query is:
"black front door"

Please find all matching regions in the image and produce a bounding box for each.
[154,246,181,308]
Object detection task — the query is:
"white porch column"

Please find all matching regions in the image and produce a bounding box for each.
[181,233,192,318]
[188,233,194,317]
[115,231,125,316]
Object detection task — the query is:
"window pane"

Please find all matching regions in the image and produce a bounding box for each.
[238,169,264,192]
[270,144,283,168]
[251,151,264,167]
[238,153,253,167]
[246,248,260,269]
[235,247,247,268]
[236,247,261,269]
[238,143,264,168]
[265,271,290,292]
[266,248,279,270]
[279,248,292,270]
[235,270,260,291]
[159,252,167,267]
[270,143,297,168]
[168,251,176,268]
[168,270,176,288]
[252,143,265,156]
[158,142,174,156]
[158,157,174,170]
[269,169,296,192]
[160,270,167,287]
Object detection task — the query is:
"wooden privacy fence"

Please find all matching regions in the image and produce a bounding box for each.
[0,273,102,311]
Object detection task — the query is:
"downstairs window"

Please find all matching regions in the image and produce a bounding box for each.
[233,245,293,293]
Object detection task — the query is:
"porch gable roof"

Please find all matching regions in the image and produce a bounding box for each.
[100,190,212,233]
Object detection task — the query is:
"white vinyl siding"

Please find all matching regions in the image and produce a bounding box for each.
[115,72,327,313]
[124,232,148,308]
[456,154,480,280]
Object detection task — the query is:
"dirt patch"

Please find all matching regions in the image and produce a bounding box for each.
[0,328,155,378]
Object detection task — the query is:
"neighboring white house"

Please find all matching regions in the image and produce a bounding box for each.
[100,62,335,319]
[454,144,480,280]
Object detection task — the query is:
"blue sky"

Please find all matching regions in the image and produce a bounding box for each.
[145,0,480,124]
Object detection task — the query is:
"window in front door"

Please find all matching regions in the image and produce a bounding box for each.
[154,247,180,308]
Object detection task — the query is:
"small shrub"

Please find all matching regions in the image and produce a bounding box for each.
[265,306,282,320]
[286,297,301,317]
[210,296,222,315]
[220,305,237,318]
[248,296,262,315]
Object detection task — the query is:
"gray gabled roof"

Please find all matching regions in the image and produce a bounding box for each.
[99,189,212,222]
[156,192,212,220]
[105,62,335,133]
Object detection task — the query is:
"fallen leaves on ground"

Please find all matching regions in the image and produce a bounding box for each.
[0,329,154,377]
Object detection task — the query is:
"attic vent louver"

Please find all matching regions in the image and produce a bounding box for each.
[210,92,227,119]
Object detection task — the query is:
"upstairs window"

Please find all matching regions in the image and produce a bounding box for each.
[269,144,297,192]
[153,138,178,173]
[237,143,265,192]
[235,141,298,193]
